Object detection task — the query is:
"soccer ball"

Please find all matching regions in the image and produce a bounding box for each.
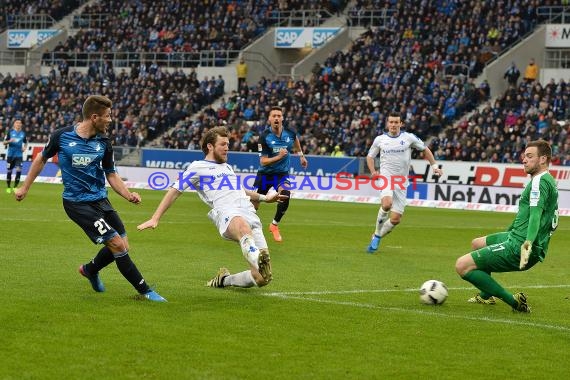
[419,280,448,305]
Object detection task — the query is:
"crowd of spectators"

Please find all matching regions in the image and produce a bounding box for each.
[160,0,545,156]
[3,0,568,166]
[430,78,569,165]
[0,65,224,148]
[42,0,345,68]
[1,0,82,31]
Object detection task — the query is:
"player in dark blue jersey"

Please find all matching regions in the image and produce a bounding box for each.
[14,95,166,302]
[253,106,308,242]
[3,119,27,194]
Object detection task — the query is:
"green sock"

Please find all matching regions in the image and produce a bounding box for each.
[463,270,516,307]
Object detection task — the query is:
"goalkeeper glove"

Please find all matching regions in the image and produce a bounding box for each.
[519,240,532,270]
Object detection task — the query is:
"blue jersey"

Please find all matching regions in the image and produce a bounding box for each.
[6,130,27,158]
[257,127,297,174]
[42,125,116,202]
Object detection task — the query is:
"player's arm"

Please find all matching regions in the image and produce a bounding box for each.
[106,172,141,204]
[422,147,443,176]
[525,206,542,244]
[519,206,543,269]
[245,189,288,204]
[366,141,380,175]
[14,153,47,201]
[102,140,140,204]
[137,187,182,230]
[294,136,308,169]
[22,135,28,152]
[260,149,287,166]
[258,133,286,166]
[15,130,60,201]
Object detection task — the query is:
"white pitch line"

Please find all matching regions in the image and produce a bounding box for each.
[266,294,570,332]
[264,284,570,297]
[263,284,570,333]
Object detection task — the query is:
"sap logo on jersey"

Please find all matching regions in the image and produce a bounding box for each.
[72,154,98,167]
[275,29,302,46]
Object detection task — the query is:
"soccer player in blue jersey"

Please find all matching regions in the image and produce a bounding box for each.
[3,119,27,193]
[14,95,166,302]
[455,140,559,312]
[253,106,308,242]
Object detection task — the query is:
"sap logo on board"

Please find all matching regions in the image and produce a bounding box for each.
[313,29,339,47]
[275,29,302,46]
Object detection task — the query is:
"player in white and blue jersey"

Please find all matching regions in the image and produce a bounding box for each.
[365,113,443,253]
[138,127,285,289]
[253,106,308,242]
[3,119,27,193]
[14,95,166,302]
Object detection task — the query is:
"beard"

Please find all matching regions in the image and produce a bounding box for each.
[213,151,227,163]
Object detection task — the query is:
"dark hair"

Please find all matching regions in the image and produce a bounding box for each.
[526,139,552,163]
[201,126,229,154]
[270,106,283,113]
[82,95,112,120]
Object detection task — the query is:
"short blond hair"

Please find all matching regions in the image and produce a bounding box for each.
[82,95,112,120]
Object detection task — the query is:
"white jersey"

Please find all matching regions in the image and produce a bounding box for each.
[367,132,426,176]
[173,159,255,212]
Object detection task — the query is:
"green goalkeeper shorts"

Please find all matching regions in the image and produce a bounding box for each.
[471,232,540,273]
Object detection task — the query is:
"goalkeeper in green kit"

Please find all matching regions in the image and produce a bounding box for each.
[455,139,559,313]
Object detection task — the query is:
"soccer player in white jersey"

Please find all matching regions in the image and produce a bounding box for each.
[365,114,443,253]
[138,127,285,288]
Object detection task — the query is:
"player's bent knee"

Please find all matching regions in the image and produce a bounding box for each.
[455,255,473,277]
[471,237,485,250]
[105,235,127,253]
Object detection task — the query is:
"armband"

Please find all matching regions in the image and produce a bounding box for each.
[258,194,267,202]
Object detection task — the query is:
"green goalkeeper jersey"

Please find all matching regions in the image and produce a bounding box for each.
[508,171,559,260]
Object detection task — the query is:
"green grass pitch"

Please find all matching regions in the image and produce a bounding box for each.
[1,183,569,379]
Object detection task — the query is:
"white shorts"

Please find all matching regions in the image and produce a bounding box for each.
[380,188,407,215]
[207,208,268,249]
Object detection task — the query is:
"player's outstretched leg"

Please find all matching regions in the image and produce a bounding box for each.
[206,267,231,288]
[78,264,105,292]
[367,234,381,253]
[139,290,167,302]
[467,294,496,305]
[512,292,531,313]
[269,223,282,242]
[257,249,272,284]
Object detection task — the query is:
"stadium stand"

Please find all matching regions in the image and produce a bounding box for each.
[154,0,545,157]
[1,1,568,165]
[430,78,569,165]
[0,68,221,147]
[1,0,83,31]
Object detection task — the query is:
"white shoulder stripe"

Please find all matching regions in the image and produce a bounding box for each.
[529,172,547,207]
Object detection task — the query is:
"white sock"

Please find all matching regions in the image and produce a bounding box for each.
[271,220,278,225]
[374,208,389,236]
[239,234,260,269]
[380,220,395,237]
[225,271,256,288]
